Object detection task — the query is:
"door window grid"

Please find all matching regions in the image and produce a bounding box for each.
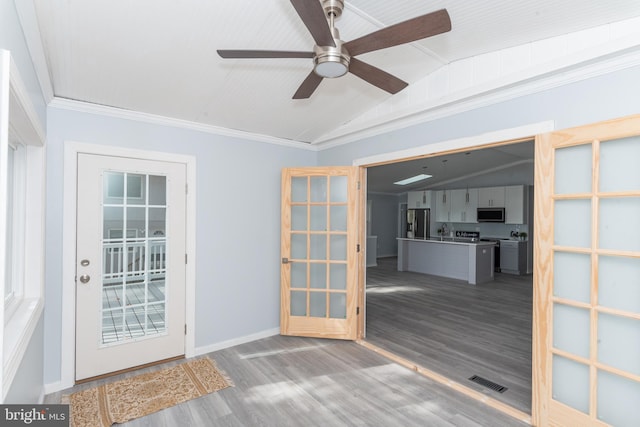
[101,172,168,345]
[551,137,640,425]
[289,175,348,319]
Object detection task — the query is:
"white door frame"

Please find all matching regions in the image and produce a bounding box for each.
[60,141,197,390]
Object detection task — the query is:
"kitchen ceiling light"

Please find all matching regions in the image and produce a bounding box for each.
[394,174,432,185]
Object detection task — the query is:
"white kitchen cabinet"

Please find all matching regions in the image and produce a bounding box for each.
[450,188,478,223]
[435,190,450,222]
[407,190,432,209]
[478,186,505,207]
[505,185,527,224]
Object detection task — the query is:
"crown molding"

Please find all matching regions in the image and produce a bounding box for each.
[48,98,318,151]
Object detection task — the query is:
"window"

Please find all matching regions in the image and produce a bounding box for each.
[4,141,26,322]
[0,50,46,401]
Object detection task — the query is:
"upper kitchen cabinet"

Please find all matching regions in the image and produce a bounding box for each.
[450,188,478,223]
[505,185,529,224]
[478,186,505,207]
[435,190,451,222]
[407,190,432,209]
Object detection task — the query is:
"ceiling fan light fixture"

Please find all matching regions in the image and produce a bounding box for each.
[313,41,350,78]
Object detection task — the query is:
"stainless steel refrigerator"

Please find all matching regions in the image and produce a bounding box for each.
[406,208,430,239]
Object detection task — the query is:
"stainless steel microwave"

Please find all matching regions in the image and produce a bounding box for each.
[477,207,505,222]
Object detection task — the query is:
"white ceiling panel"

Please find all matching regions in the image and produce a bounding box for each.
[31,0,640,144]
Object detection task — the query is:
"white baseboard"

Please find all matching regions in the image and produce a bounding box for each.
[194,328,280,356]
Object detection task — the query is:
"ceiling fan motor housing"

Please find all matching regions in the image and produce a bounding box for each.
[313,27,350,78]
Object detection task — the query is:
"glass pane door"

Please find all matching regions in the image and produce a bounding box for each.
[534,115,640,426]
[101,172,168,345]
[281,167,359,340]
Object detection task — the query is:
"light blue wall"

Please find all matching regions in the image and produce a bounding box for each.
[1,0,46,403]
[43,108,316,384]
[317,65,640,167]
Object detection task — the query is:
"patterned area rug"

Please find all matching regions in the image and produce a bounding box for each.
[63,357,232,427]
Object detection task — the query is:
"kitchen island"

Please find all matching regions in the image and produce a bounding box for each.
[397,238,495,284]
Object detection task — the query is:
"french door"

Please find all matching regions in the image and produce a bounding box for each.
[280,167,362,340]
[75,153,187,380]
[534,115,640,426]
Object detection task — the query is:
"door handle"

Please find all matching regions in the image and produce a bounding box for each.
[79,274,91,284]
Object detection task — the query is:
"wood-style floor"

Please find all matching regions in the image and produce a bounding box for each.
[46,334,527,426]
[365,256,533,414]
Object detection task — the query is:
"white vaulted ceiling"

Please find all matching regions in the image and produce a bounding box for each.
[25,1,640,145]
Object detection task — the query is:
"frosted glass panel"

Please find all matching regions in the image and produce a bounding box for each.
[598,313,640,375]
[597,370,640,427]
[552,355,589,414]
[599,197,640,252]
[310,263,326,289]
[330,235,347,261]
[330,205,347,231]
[291,177,307,202]
[291,291,306,316]
[554,199,591,248]
[555,144,592,195]
[310,234,326,260]
[600,136,640,192]
[553,252,591,303]
[330,176,348,202]
[291,206,307,231]
[310,206,327,231]
[291,234,307,259]
[309,292,326,317]
[599,255,640,314]
[329,263,347,290]
[310,177,327,202]
[290,263,307,289]
[329,293,347,319]
[553,303,590,358]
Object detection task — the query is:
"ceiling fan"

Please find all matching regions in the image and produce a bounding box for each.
[217,0,451,99]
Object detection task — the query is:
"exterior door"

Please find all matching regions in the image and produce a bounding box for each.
[75,153,187,381]
[280,167,361,340]
[533,114,640,426]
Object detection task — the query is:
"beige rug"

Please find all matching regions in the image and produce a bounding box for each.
[64,357,232,427]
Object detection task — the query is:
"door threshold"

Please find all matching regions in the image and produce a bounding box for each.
[356,340,532,426]
[75,355,185,385]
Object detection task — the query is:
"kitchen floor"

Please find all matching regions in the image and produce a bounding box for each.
[365,256,532,414]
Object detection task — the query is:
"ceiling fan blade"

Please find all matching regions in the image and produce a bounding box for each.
[293,70,324,99]
[344,9,451,56]
[348,57,408,94]
[217,50,314,59]
[290,0,336,47]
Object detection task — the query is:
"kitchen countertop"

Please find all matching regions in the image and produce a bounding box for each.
[397,237,497,246]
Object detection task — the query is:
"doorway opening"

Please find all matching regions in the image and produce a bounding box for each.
[361,138,535,421]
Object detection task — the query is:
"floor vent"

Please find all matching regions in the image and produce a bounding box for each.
[468,375,508,393]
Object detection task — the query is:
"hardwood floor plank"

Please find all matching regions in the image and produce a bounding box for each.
[47,334,527,426]
[365,256,532,414]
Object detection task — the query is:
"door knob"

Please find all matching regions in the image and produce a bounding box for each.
[79,274,91,284]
